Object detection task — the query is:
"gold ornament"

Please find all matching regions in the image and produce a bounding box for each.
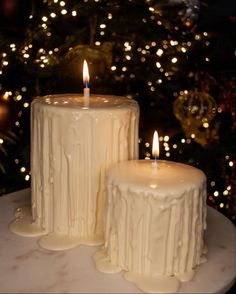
[173,90,217,146]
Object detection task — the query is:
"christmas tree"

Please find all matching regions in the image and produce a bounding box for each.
[0,0,235,223]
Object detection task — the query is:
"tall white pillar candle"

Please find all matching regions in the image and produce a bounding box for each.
[9,94,139,251]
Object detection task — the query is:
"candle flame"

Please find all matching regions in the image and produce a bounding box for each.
[152,130,159,159]
[83,60,90,87]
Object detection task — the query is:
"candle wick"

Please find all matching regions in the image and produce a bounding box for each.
[83,86,90,108]
[152,156,159,169]
[83,87,90,98]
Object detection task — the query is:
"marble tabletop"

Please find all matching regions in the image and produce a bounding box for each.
[0,188,235,293]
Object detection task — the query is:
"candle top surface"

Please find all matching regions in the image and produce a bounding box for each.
[33,94,138,109]
[108,160,206,196]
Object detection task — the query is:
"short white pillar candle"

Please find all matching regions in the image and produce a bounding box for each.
[94,159,207,293]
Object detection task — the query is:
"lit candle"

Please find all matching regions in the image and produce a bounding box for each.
[9,65,139,252]
[94,137,207,293]
[83,60,90,99]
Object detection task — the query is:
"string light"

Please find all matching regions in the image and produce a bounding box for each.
[61,9,67,15]
[20,167,26,172]
[15,95,22,101]
[195,34,201,40]
[170,40,178,46]
[203,122,209,128]
[214,191,219,197]
[164,136,169,142]
[156,49,163,56]
[171,57,178,63]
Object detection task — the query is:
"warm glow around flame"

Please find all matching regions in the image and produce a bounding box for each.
[152,130,159,159]
[83,60,90,87]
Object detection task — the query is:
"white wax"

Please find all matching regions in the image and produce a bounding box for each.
[9,94,139,251]
[94,160,207,293]
[34,94,137,109]
[107,159,206,195]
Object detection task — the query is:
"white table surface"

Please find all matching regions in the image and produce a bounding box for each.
[0,188,235,293]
